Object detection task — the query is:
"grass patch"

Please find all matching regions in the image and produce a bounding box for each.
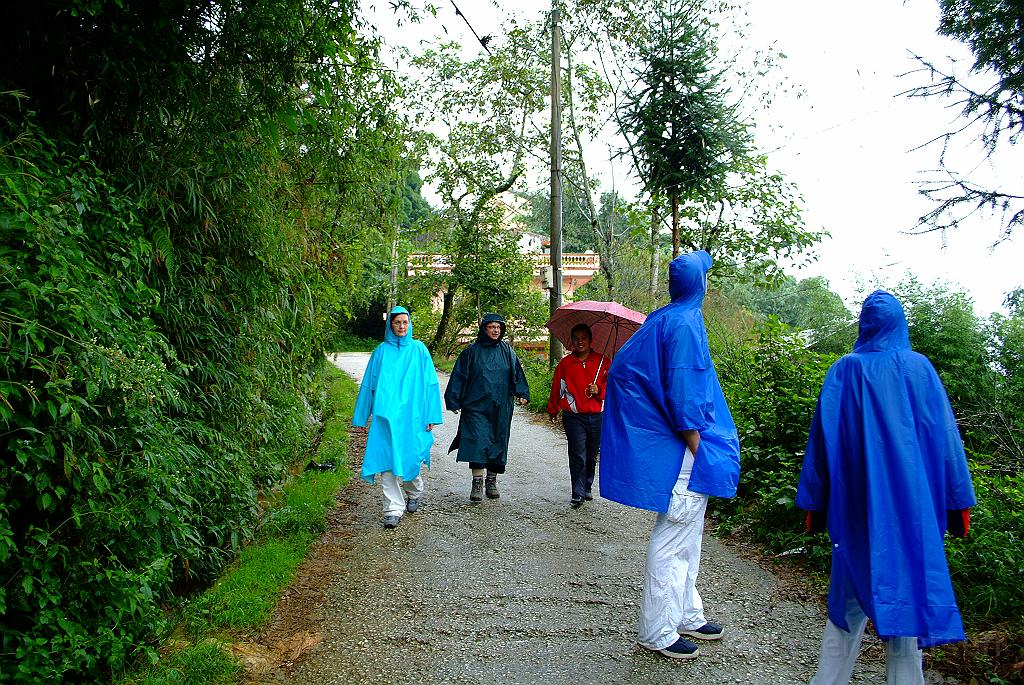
[115,361,360,683]
[432,352,456,373]
[183,535,311,634]
[117,642,242,685]
[317,364,359,470]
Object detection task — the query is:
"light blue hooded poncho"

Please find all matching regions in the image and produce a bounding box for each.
[599,250,741,511]
[353,307,443,483]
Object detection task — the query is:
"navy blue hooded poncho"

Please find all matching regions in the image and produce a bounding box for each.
[444,313,530,472]
[796,290,976,647]
[599,250,740,512]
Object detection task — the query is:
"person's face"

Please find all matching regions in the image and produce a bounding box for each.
[571,330,592,355]
[390,314,410,337]
[484,322,502,340]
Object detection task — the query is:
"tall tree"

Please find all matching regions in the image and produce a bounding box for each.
[618,2,752,258]
[405,32,546,351]
[674,152,820,284]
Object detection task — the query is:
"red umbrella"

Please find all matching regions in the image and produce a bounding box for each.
[544,300,647,361]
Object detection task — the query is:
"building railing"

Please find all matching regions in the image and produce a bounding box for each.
[407,252,600,276]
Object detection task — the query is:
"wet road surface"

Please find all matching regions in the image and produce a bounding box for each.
[259,352,896,685]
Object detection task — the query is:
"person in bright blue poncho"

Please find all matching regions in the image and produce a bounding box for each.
[797,290,975,685]
[353,307,443,529]
[600,250,740,660]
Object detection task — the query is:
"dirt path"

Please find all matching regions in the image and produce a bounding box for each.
[247,352,905,685]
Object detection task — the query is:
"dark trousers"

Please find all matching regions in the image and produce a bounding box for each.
[562,411,602,499]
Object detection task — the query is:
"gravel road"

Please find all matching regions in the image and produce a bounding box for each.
[254,352,911,685]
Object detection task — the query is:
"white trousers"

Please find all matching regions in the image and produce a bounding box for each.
[810,585,924,685]
[380,471,424,516]
[638,450,709,650]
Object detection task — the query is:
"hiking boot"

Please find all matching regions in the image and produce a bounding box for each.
[485,474,500,499]
[646,637,699,660]
[570,497,584,508]
[383,515,401,529]
[584,491,594,501]
[470,476,484,502]
[678,621,724,641]
[406,497,420,514]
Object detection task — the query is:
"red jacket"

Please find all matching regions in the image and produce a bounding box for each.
[546,352,609,415]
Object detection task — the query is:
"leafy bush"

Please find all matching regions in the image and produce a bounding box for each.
[1,125,208,680]
[115,361,358,684]
[946,468,1024,621]
[1,0,405,677]
[711,318,834,542]
[521,355,556,414]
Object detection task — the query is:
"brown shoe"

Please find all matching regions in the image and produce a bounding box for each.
[485,474,500,499]
[470,476,484,501]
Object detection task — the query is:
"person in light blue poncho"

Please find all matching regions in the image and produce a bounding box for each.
[797,291,975,685]
[600,250,740,660]
[353,307,443,529]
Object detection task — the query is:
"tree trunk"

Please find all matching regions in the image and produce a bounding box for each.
[671,193,680,258]
[602,244,616,301]
[430,285,457,354]
[603,195,616,300]
[650,203,660,297]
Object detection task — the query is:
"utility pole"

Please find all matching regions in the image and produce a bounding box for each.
[549,2,564,364]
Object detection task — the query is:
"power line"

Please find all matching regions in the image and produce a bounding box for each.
[449,1,492,55]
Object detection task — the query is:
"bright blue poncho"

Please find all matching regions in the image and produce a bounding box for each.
[796,290,976,647]
[599,251,740,512]
[353,307,443,483]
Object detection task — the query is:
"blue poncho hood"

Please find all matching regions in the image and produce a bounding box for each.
[384,306,415,347]
[796,290,976,647]
[353,306,443,482]
[852,290,912,353]
[599,251,740,511]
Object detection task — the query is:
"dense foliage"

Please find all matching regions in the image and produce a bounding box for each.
[1,1,405,681]
[708,309,836,560]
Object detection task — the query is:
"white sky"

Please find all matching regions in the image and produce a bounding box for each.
[364,0,1023,316]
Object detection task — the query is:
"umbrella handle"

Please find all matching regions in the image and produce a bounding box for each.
[593,355,604,385]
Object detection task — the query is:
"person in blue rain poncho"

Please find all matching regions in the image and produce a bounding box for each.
[353,307,443,529]
[600,250,740,661]
[797,290,975,685]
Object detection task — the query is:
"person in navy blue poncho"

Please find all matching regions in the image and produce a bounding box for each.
[797,290,975,685]
[600,250,740,660]
[445,313,530,502]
